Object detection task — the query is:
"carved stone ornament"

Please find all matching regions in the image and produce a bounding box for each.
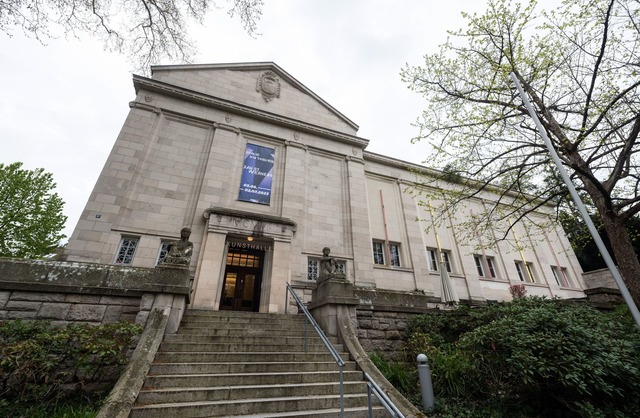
[144,95,154,103]
[225,115,232,123]
[256,71,281,102]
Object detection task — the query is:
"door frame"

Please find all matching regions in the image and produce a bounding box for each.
[219,246,264,312]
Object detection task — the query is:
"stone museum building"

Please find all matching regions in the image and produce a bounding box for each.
[64,62,586,313]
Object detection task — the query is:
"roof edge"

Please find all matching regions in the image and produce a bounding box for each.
[150,62,360,131]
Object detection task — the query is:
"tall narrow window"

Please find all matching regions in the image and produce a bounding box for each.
[551,266,571,287]
[115,237,139,265]
[373,241,401,267]
[474,255,497,278]
[389,243,400,267]
[156,241,171,266]
[372,241,385,265]
[515,260,535,283]
[427,248,452,272]
[308,259,319,280]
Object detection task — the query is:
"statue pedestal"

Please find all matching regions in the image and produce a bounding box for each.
[309,278,359,339]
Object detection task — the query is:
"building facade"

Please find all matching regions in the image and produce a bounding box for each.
[65,62,586,313]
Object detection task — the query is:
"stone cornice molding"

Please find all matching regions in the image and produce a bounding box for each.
[133,75,369,149]
[284,140,308,151]
[345,155,365,165]
[203,207,297,242]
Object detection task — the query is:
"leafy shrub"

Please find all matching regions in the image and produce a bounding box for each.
[403,298,640,417]
[369,352,419,402]
[0,319,142,413]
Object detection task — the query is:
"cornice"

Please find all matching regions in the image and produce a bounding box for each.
[203,207,298,231]
[133,75,369,149]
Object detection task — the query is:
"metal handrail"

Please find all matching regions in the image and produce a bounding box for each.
[286,283,345,417]
[365,372,406,418]
[286,283,407,418]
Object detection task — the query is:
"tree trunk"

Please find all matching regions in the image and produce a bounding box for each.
[600,212,640,308]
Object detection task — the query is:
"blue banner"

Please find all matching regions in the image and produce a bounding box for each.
[239,143,275,205]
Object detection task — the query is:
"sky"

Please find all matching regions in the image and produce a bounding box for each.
[0,0,536,241]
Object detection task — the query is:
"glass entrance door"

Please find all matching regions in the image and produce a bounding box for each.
[220,247,263,311]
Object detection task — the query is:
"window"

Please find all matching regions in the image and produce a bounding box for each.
[114,237,139,265]
[372,241,385,265]
[474,255,497,278]
[515,260,535,283]
[551,266,571,287]
[372,241,401,267]
[427,248,452,272]
[389,243,401,267]
[155,241,171,265]
[307,258,346,280]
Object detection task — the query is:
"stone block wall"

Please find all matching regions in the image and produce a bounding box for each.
[0,291,146,326]
[356,309,413,361]
[0,258,191,329]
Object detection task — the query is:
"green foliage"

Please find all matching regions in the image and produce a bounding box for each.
[0,162,67,258]
[560,211,640,272]
[403,0,640,305]
[0,319,142,413]
[403,298,640,417]
[369,352,419,403]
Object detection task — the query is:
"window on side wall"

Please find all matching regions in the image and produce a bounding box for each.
[372,240,401,267]
[307,257,346,280]
[551,265,571,287]
[372,241,385,265]
[474,255,497,278]
[515,260,535,283]
[427,248,452,272]
[155,241,171,266]
[114,236,139,265]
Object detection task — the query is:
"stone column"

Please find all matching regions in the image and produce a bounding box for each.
[263,239,292,313]
[345,156,375,287]
[190,230,227,309]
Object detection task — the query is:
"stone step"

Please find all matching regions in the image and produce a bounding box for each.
[223,407,389,418]
[149,361,357,375]
[163,333,337,346]
[136,381,368,404]
[175,326,314,336]
[158,341,344,353]
[130,393,377,417]
[143,370,364,388]
[132,310,382,417]
[153,351,342,363]
[181,312,307,324]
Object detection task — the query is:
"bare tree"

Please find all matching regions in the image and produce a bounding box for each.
[401,0,640,305]
[1,0,263,72]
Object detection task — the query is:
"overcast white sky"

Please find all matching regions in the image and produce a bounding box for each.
[0,0,557,241]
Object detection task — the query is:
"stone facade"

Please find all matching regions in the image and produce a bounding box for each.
[63,62,588,314]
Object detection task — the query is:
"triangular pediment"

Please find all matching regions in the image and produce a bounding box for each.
[148,62,359,135]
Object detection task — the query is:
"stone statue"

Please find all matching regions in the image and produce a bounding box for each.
[317,247,346,283]
[161,227,193,266]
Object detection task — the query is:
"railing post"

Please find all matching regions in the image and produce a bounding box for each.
[338,366,344,417]
[417,354,434,411]
[367,383,373,418]
[304,316,308,352]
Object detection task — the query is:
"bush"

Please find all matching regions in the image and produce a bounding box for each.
[403,298,640,417]
[0,319,142,414]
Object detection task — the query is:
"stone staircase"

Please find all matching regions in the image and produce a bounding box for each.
[130,309,388,417]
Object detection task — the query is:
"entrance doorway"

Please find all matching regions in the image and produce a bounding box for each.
[220,246,263,311]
